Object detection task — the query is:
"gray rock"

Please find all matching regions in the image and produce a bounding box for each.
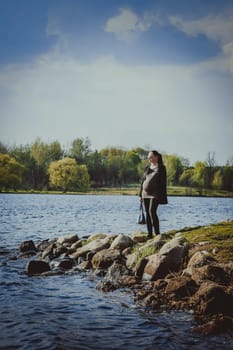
[110,234,133,250]
[92,249,122,269]
[57,234,79,245]
[70,236,112,260]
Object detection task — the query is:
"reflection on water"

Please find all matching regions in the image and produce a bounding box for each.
[0,194,233,349]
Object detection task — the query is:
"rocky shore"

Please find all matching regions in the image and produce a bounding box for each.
[14,221,233,336]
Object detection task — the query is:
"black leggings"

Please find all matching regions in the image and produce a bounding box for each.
[143,198,160,235]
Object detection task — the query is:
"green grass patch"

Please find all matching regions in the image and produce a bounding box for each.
[182,221,233,263]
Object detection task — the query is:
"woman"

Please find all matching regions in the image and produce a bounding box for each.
[139,150,167,238]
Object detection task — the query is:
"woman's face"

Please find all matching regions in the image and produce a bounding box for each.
[148,152,158,165]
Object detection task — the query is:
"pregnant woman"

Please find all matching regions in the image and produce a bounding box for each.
[139,150,168,239]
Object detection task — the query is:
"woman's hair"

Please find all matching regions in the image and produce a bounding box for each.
[151,150,164,166]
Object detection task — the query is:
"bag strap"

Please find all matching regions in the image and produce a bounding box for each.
[140,202,144,212]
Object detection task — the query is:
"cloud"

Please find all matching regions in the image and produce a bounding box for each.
[0,50,232,164]
[168,13,233,73]
[104,8,156,43]
[168,13,233,44]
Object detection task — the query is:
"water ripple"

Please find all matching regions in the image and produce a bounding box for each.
[0,194,233,349]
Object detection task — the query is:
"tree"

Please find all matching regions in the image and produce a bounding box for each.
[0,154,24,191]
[119,150,141,184]
[68,137,91,163]
[163,154,183,186]
[222,165,233,192]
[212,168,223,190]
[0,142,8,154]
[86,151,105,187]
[206,152,216,188]
[10,144,36,189]
[48,157,90,192]
[179,168,194,187]
[30,138,63,189]
[191,161,208,192]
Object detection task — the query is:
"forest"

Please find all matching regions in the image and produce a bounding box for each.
[0,137,232,194]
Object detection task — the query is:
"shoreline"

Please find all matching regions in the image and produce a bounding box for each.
[1,187,233,198]
[11,220,233,336]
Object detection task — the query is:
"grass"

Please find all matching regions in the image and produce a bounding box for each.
[2,186,233,197]
[128,221,233,266]
[181,220,233,263]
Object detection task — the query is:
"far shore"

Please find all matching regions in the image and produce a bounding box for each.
[1,185,233,198]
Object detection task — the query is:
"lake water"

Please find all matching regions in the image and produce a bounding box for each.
[0,194,233,349]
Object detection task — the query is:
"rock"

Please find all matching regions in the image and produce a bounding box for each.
[54,244,68,257]
[70,236,112,260]
[191,264,231,285]
[165,276,198,298]
[92,249,122,269]
[78,260,92,270]
[142,254,169,281]
[135,258,148,280]
[193,281,233,316]
[118,275,138,288]
[57,234,79,245]
[71,240,83,250]
[96,280,118,292]
[110,234,133,250]
[20,240,37,253]
[42,243,55,260]
[126,253,138,270]
[26,260,50,275]
[50,257,75,270]
[138,235,165,253]
[131,232,148,243]
[37,239,56,252]
[192,315,233,335]
[122,247,132,256]
[186,251,216,272]
[159,237,188,270]
[105,261,131,282]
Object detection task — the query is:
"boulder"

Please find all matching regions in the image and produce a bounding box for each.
[191,264,231,285]
[26,260,50,275]
[105,261,131,282]
[20,240,37,253]
[71,240,83,250]
[110,234,133,250]
[158,236,188,270]
[131,232,148,243]
[165,276,198,298]
[70,236,112,260]
[42,243,55,260]
[57,234,79,245]
[142,254,170,281]
[50,257,75,270]
[92,249,122,269]
[192,315,233,336]
[193,281,233,315]
[126,252,138,270]
[184,251,215,275]
[138,235,165,253]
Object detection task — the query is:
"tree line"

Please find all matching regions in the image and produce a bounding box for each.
[0,137,232,193]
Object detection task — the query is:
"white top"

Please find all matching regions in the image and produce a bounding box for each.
[142,164,158,198]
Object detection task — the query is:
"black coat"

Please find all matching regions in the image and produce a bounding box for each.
[139,164,168,204]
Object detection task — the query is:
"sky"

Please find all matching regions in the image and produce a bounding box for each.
[0,0,233,165]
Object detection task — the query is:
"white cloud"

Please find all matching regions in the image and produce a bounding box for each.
[168,13,233,73]
[169,14,233,44]
[0,51,232,164]
[104,8,156,42]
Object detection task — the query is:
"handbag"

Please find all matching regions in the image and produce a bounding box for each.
[137,202,146,224]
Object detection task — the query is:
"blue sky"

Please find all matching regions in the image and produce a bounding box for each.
[0,0,233,165]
